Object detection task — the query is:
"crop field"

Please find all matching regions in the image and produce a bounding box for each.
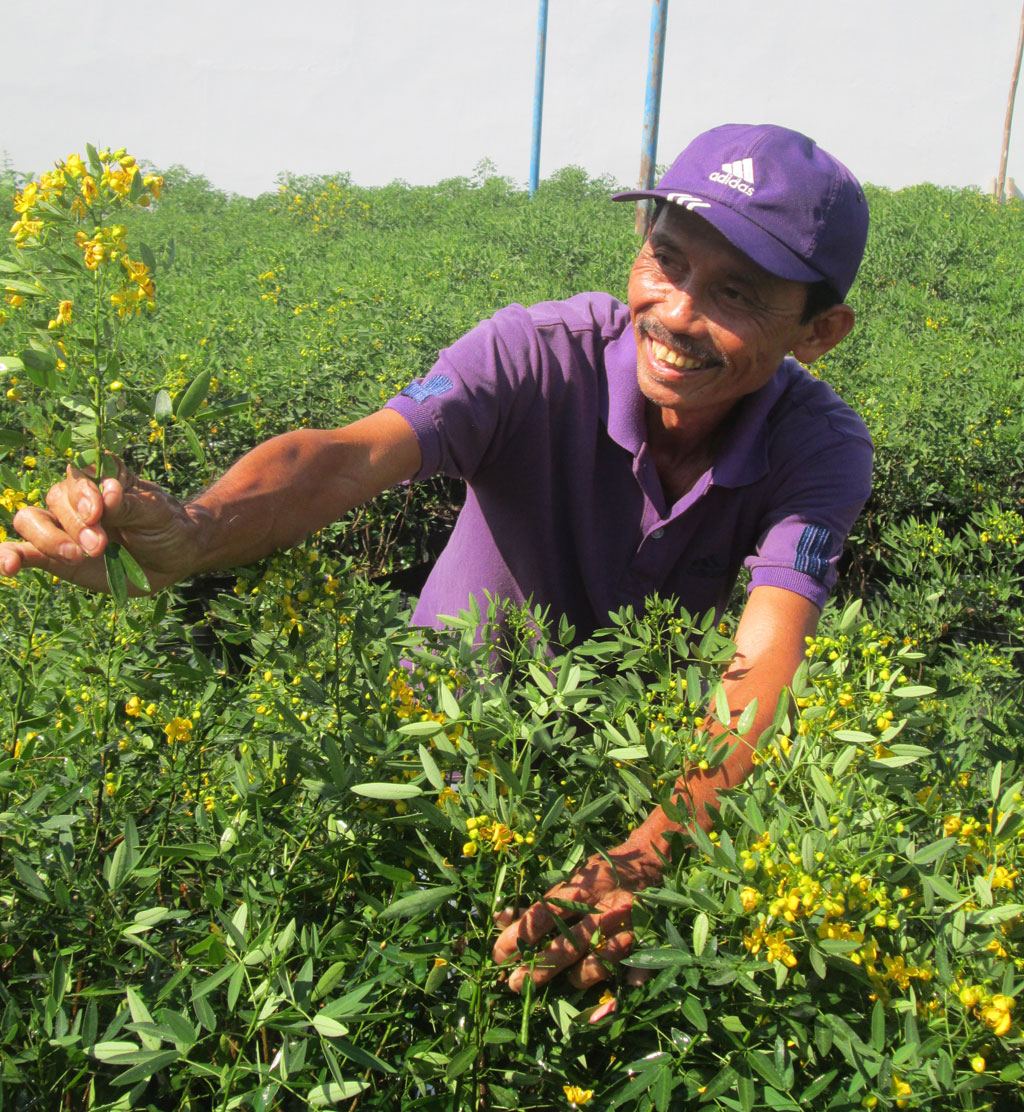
[0,150,1022,1110]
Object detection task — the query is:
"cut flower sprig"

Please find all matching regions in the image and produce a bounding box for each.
[2,145,212,600]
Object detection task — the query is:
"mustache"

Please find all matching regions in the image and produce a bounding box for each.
[635,317,719,366]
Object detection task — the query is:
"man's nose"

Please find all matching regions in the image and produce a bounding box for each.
[659,283,707,334]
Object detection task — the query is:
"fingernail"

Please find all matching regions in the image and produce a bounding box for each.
[79,528,100,553]
[60,543,80,561]
[78,497,92,517]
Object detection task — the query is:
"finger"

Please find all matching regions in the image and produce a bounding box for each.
[507,900,635,993]
[567,930,635,989]
[41,470,110,557]
[492,898,565,968]
[0,538,114,592]
[588,997,617,1024]
[10,507,92,564]
[492,906,518,928]
[624,966,650,987]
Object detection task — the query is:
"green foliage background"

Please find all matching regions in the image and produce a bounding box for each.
[0,161,1022,1110]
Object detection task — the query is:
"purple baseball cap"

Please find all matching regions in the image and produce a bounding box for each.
[612,123,869,299]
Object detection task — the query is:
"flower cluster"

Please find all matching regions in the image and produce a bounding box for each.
[461,812,533,857]
[956,985,1016,1037]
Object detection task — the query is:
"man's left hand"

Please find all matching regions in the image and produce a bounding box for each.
[492,842,662,995]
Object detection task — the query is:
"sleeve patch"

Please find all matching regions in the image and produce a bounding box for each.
[793,524,834,581]
[401,375,454,403]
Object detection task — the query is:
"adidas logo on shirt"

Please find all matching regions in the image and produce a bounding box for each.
[708,158,755,196]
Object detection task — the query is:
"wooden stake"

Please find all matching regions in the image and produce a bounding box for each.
[997,1,1024,202]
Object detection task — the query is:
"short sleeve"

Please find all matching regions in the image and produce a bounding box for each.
[384,304,547,482]
[744,431,873,609]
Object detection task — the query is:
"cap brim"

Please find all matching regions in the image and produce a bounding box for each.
[612,188,829,288]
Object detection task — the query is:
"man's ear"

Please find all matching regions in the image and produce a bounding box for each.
[790,304,855,364]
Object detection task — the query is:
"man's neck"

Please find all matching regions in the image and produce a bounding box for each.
[644,401,732,506]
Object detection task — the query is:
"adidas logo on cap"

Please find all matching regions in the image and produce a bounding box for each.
[708,158,755,196]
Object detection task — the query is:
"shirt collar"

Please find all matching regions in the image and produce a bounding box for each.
[603,328,792,489]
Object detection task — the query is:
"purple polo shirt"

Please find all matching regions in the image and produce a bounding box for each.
[385,293,872,641]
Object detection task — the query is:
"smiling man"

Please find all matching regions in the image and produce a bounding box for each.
[0,123,872,995]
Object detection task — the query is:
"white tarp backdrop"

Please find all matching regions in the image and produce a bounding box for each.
[2,0,1022,197]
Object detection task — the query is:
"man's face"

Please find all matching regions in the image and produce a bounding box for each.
[628,205,813,421]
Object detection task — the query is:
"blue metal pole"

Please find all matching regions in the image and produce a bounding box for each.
[529,0,549,198]
[636,0,669,233]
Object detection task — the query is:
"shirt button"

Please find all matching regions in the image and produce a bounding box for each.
[651,527,665,539]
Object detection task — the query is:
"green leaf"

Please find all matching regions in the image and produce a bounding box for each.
[746,1049,788,1089]
[712,681,731,726]
[312,1014,350,1039]
[445,1045,477,1082]
[104,548,129,606]
[970,904,1024,926]
[312,961,347,1004]
[681,995,707,1032]
[833,730,876,744]
[139,241,157,275]
[692,911,710,956]
[179,419,206,467]
[350,782,424,800]
[175,368,212,420]
[308,1081,370,1107]
[154,1009,197,1052]
[737,1072,755,1112]
[396,719,447,737]
[894,686,935,699]
[86,143,102,177]
[89,1040,143,1062]
[437,679,461,720]
[736,697,758,736]
[377,885,458,922]
[417,744,445,791]
[607,744,648,761]
[5,278,46,296]
[622,948,692,969]
[870,744,931,768]
[910,838,957,866]
[12,856,50,903]
[116,545,151,593]
[20,345,58,386]
[922,873,963,903]
[153,389,173,418]
[871,999,885,1051]
[112,1049,180,1086]
[571,791,617,824]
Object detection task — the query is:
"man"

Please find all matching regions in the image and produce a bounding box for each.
[0,123,872,996]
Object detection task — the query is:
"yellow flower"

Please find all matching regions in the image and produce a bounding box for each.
[164,716,193,744]
[740,886,761,912]
[563,1086,594,1106]
[125,696,143,717]
[0,488,28,513]
[971,1055,986,1073]
[64,153,86,179]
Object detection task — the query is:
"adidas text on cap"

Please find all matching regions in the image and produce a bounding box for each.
[612,123,869,300]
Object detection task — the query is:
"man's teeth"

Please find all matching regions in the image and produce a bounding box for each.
[651,341,705,370]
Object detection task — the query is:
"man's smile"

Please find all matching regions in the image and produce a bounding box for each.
[636,318,721,379]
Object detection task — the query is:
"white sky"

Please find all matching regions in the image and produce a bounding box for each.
[2,0,1022,196]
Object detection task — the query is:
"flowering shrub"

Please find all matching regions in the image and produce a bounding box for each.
[0,156,1022,1108]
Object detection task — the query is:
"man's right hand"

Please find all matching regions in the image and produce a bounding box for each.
[0,462,198,594]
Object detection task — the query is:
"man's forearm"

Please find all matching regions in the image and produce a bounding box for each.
[617,587,821,870]
[183,412,422,576]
